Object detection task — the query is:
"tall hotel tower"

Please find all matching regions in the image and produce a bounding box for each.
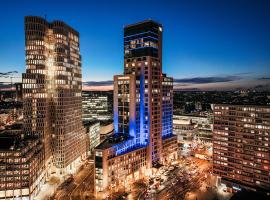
[23,16,86,176]
[94,20,177,195]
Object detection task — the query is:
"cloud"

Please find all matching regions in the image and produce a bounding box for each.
[83,80,113,86]
[253,83,270,91]
[173,75,270,91]
[174,87,200,91]
[257,77,270,80]
[233,72,253,76]
[0,71,18,77]
[174,75,241,84]
[83,80,113,91]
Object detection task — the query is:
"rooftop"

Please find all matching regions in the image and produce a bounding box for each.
[173,119,193,125]
[83,120,100,127]
[124,19,162,29]
[0,132,38,151]
[96,134,128,150]
[3,122,23,131]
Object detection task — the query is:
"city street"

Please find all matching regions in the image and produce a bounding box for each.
[50,156,232,200]
[53,160,95,200]
[136,157,232,200]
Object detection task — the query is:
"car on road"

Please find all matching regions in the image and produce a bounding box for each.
[169,166,174,171]
[172,179,177,185]
[65,175,74,184]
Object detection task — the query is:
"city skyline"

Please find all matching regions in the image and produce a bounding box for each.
[0,5,269,199]
[1,0,270,91]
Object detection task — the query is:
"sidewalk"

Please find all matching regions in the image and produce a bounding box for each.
[34,176,61,200]
[185,174,232,200]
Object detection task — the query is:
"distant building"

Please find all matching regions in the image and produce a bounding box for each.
[173,115,213,143]
[84,121,100,156]
[0,101,23,129]
[0,133,44,199]
[0,91,16,102]
[15,83,23,102]
[82,91,113,122]
[195,101,202,111]
[94,20,177,196]
[213,104,270,193]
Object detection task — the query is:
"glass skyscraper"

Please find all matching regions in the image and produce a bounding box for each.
[23,16,86,176]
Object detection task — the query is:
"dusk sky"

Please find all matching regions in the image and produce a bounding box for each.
[0,0,270,90]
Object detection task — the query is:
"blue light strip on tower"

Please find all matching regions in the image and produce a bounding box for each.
[114,104,118,136]
[129,113,136,138]
[124,31,158,38]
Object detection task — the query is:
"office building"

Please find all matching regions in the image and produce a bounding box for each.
[213,104,270,192]
[82,91,113,122]
[15,83,23,102]
[23,16,86,176]
[84,121,101,156]
[94,20,177,195]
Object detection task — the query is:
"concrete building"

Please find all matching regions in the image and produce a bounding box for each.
[173,115,213,143]
[173,118,196,144]
[213,104,270,193]
[94,20,177,196]
[23,16,86,177]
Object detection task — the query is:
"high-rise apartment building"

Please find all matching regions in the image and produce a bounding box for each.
[162,74,173,139]
[213,104,270,192]
[23,16,86,176]
[94,20,177,195]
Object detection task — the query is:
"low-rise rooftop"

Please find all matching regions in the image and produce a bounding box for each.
[95,134,127,150]
[0,132,38,151]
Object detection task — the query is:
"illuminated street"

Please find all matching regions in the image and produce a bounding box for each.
[134,157,232,200]
[53,160,95,200]
[48,156,232,200]
[61,156,231,200]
